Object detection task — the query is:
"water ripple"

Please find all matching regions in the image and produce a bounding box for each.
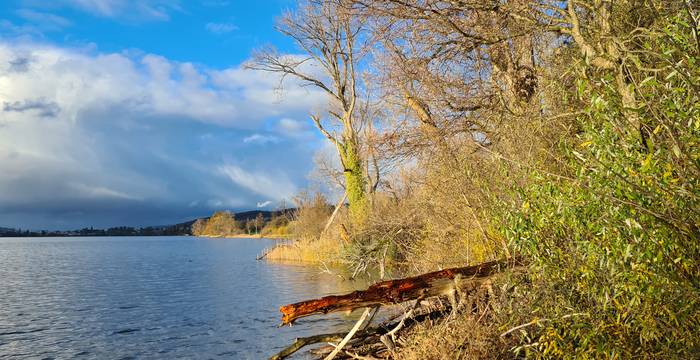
[0,236,368,359]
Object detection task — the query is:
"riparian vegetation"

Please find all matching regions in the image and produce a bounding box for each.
[256,0,698,358]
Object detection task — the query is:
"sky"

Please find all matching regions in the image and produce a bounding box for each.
[0,0,333,230]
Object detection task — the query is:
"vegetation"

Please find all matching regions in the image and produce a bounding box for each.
[0,210,294,238]
[249,1,377,224]
[191,210,293,238]
[263,191,342,262]
[264,0,699,358]
[191,211,242,236]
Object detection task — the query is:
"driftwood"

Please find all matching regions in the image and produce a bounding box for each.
[270,258,520,359]
[270,333,345,360]
[270,306,446,360]
[280,258,516,325]
[324,307,372,360]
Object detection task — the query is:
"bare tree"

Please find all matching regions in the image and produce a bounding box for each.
[249,0,370,223]
[254,212,264,234]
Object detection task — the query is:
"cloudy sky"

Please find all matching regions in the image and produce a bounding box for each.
[0,0,331,230]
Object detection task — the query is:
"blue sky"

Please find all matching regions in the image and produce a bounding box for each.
[0,0,333,229]
[2,0,297,66]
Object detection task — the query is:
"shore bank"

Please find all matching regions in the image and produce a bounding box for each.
[197,234,292,240]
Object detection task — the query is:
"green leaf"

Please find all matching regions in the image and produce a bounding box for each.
[672,144,681,158]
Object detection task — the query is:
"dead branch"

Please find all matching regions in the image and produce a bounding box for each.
[270,303,448,360]
[324,307,373,360]
[280,258,519,325]
[270,333,345,360]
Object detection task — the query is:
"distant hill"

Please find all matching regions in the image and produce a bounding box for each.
[201,208,296,225]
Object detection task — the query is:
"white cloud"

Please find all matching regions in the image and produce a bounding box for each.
[274,117,318,140]
[69,183,142,200]
[57,0,181,20]
[0,43,325,127]
[206,198,242,208]
[205,22,237,34]
[243,133,280,145]
[219,164,297,201]
[0,19,44,39]
[256,201,271,208]
[65,0,121,16]
[209,65,328,118]
[15,9,73,31]
[277,117,305,133]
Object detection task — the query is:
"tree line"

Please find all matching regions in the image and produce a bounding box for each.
[191,210,292,237]
[0,224,192,237]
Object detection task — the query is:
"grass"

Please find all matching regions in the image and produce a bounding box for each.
[262,236,343,263]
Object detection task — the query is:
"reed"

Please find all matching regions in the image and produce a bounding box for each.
[262,237,341,263]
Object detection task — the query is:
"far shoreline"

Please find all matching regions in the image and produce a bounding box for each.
[1,234,294,240]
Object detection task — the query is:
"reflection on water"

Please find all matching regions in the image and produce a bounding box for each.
[0,236,368,359]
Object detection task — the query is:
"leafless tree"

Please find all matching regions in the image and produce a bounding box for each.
[249,0,371,222]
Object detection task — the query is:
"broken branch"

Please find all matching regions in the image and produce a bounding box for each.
[280,258,519,325]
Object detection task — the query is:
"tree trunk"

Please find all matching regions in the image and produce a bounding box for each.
[341,137,368,224]
[279,258,519,325]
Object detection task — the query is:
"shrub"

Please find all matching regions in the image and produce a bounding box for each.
[503,13,700,358]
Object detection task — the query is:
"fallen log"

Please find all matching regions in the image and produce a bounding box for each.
[280,258,518,325]
[271,305,446,360]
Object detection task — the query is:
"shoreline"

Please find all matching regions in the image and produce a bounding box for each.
[196,234,292,240]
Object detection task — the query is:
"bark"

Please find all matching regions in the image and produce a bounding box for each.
[270,333,346,360]
[279,258,519,325]
[340,138,368,223]
[270,306,447,359]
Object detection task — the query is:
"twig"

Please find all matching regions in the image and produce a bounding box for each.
[362,306,381,330]
[324,307,373,360]
[500,318,541,338]
[386,297,423,340]
[379,296,425,355]
[321,192,348,238]
[344,350,380,360]
[500,313,588,337]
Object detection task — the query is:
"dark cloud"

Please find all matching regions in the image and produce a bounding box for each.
[8,57,31,72]
[0,108,318,230]
[3,98,60,117]
[0,43,327,230]
[0,200,209,231]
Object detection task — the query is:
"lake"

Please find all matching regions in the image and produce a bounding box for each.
[0,236,367,359]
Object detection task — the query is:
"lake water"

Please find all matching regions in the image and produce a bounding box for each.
[0,236,367,359]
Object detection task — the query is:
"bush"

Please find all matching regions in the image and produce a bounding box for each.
[192,211,242,236]
[503,13,700,358]
[289,190,333,242]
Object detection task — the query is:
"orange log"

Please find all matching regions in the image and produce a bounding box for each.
[280,258,518,325]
